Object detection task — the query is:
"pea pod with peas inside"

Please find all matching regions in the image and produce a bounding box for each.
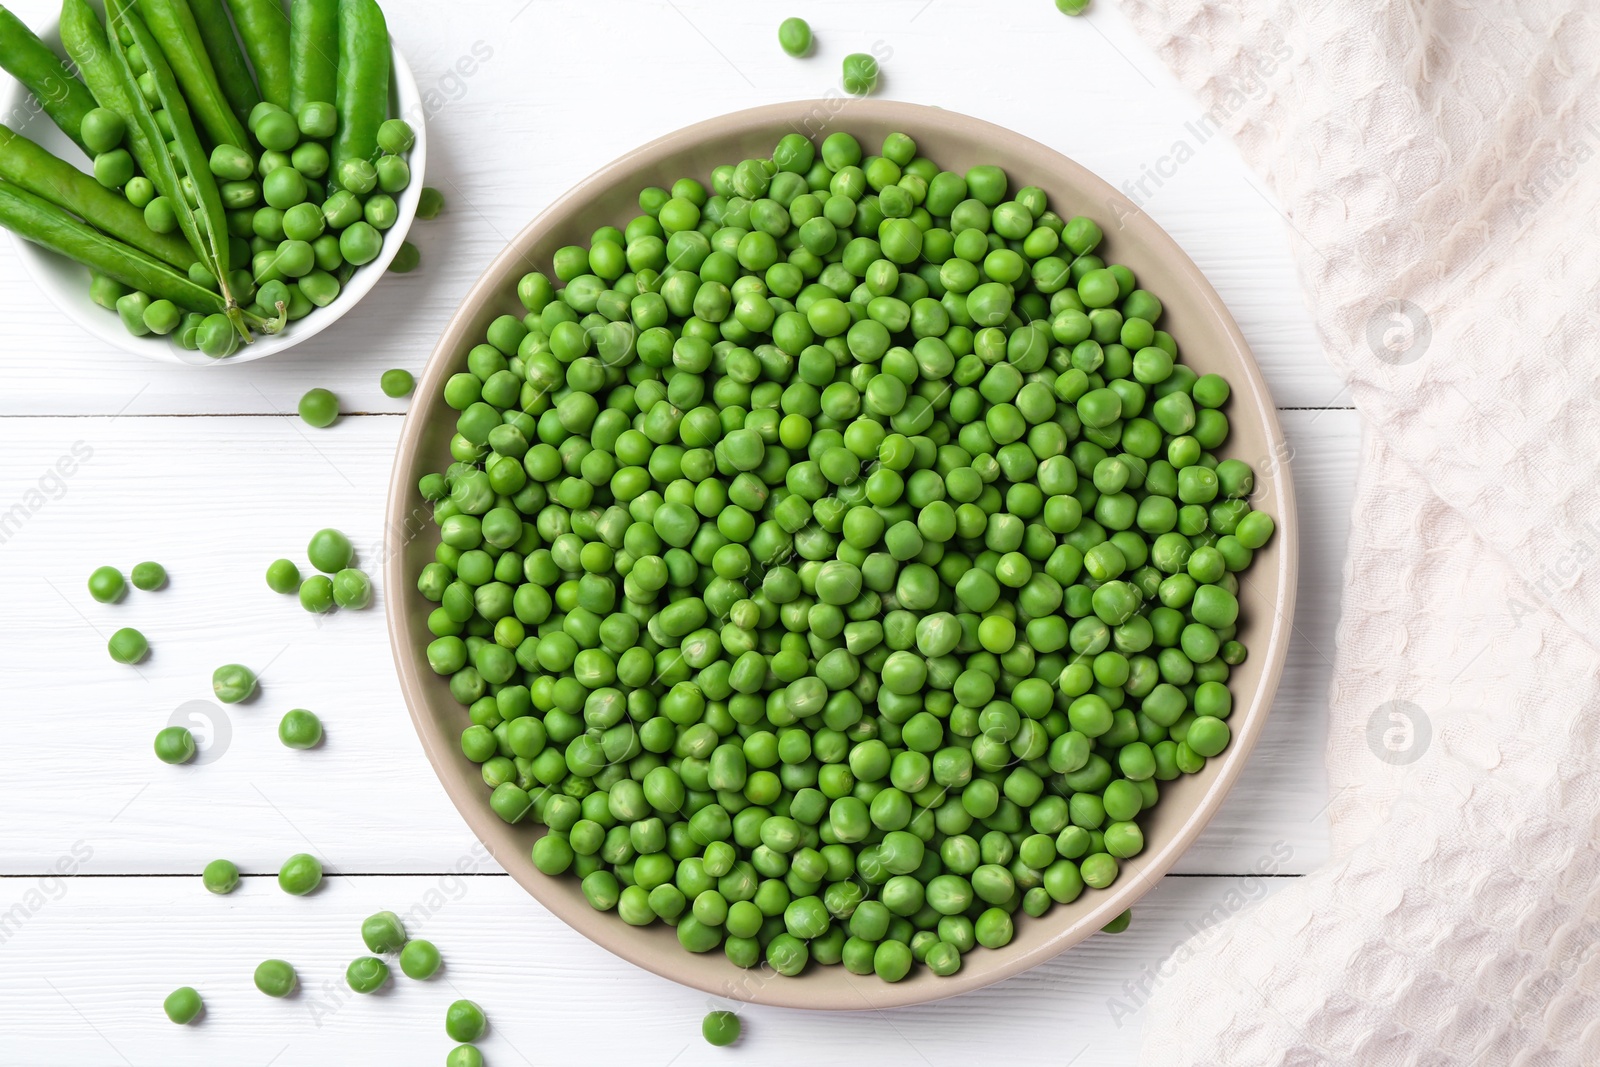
[133,0,250,151]
[0,179,226,312]
[0,124,195,269]
[106,0,277,343]
[0,4,98,156]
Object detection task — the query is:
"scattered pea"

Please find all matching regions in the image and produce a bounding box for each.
[298,387,339,428]
[388,241,420,273]
[416,186,445,219]
[153,726,195,765]
[842,53,879,96]
[399,939,441,979]
[381,369,416,397]
[212,663,257,704]
[702,1010,741,1046]
[277,853,323,895]
[253,959,297,997]
[346,956,390,994]
[307,528,354,573]
[444,999,487,1043]
[778,16,812,56]
[108,626,148,664]
[266,558,301,593]
[163,986,203,1024]
[332,568,372,609]
[299,574,335,613]
[278,709,324,749]
[88,565,126,603]
[202,859,240,894]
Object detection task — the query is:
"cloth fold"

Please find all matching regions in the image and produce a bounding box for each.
[1117,1,1600,1062]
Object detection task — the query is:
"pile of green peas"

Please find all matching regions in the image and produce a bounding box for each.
[413,128,1275,983]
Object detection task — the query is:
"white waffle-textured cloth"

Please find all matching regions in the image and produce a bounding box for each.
[1117,1,1600,1063]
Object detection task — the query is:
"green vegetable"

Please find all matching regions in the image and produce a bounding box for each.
[0,4,98,155]
[777,16,811,57]
[416,186,443,219]
[398,938,439,979]
[277,852,322,895]
[0,180,222,312]
[88,565,126,603]
[131,561,167,590]
[307,527,353,572]
[105,0,263,341]
[162,986,203,1023]
[702,1010,741,1046]
[331,0,388,183]
[842,53,878,96]
[375,118,412,154]
[278,708,323,748]
[288,0,338,114]
[381,368,415,397]
[212,662,257,703]
[446,1048,483,1067]
[332,567,371,608]
[444,1000,486,1043]
[202,858,240,894]
[134,0,249,149]
[345,956,389,993]
[253,959,297,997]
[224,0,291,109]
[185,0,261,126]
[80,108,125,154]
[360,910,406,952]
[108,626,148,664]
[1056,0,1091,13]
[153,725,195,763]
[294,388,339,428]
[299,573,334,611]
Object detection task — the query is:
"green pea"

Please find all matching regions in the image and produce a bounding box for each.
[298,388,339,427]
[278,708,323,749]
[163,986,203,1024]
[253,959,297,998]
[277,853,322,895]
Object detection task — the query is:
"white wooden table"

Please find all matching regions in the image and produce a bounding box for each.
[0,1,1352,1063]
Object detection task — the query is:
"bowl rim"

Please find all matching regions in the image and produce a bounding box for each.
[385,99,1299,1011]
[0,10,424,365]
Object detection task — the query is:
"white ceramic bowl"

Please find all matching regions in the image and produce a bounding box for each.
[0,3,424,364]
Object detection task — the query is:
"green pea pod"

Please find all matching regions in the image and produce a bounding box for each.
[331,0,387,181]
[288,0,337,113]
[0,123,195,269]
[0,178,223,312]
[224,0,290,110]
[106,0,257,338]
[134,0,249,150]
[187,0,260,127]
[60,0,174,205]
[0,3,98,156]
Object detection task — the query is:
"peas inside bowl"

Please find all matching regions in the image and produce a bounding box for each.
[0,0,425,365]
[386,100,1296,1011]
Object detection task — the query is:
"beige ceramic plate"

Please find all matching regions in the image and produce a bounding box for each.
[386,100,1297,1011]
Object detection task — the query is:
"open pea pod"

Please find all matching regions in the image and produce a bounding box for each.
[102,0,276,339]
